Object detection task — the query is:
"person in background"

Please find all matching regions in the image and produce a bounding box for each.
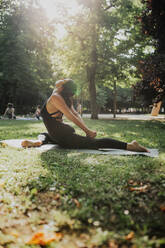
[3,103,16,119]
[76,102,82,116]
[34,105,41,120]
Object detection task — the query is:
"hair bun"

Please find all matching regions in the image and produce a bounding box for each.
[55,79,71,88]
[55,80,65,88]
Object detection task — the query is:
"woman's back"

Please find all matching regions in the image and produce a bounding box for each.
[46,93,63,120]
[6,107,13,114]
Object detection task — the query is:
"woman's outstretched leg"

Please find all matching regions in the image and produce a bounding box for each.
[126,140,149,152]
[90,137,149,152]
[67,134,149,152]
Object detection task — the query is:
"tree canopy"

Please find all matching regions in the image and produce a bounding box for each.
[0,0,55,114]
[0,0,162,116]
[133,0,165,106]
[52,0,151,118]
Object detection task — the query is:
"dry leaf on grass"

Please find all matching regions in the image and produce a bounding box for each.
[125,231,134,240]
[160,205,165,212]
[54,193,60,200]
[128,180,138,186]
[108,240,118,248]
[26,231,63,245]
[129,185,148,192]
[73,199,81,208]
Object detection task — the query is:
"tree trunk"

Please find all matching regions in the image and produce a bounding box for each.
[113,80,117,118]
[86,25,98,119]
[87,65,98,119]
[12,81,17,106]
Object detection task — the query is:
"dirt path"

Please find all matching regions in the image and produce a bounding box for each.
[82,113,165,120]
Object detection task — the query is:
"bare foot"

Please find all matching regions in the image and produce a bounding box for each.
[21,140,42,148]
[127,140,149,153]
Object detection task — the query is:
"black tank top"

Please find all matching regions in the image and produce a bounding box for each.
[41,104,63,120]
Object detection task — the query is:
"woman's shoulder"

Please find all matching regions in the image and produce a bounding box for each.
[51,93,64,102]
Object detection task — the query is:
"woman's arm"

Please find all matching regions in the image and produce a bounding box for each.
[3,108,8,117]
[70,105,85,123]
[52,95,96,138]
[70,105,97,138]
[12,108,15,118]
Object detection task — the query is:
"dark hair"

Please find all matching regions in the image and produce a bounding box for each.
[8,103,13,108]
[60,80,77,107]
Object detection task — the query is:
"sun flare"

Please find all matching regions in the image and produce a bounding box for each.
[39,0,80,20]
[39,0,81,38]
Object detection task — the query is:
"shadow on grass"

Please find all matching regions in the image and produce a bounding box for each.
[28,146,165,239]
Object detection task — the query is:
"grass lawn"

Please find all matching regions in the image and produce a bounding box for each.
[0,118,165,248]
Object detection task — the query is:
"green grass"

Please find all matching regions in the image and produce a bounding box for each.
[0,118,165,248]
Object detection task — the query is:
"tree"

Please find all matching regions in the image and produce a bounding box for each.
[0,0,55,114]
[53,0,148,118]
[133,0,165,107]
[94,0,151,117]
[60,0,101,119]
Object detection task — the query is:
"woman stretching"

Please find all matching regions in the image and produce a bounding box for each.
[21,79,149,152]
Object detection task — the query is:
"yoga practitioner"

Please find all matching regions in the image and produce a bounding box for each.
[3,103,16,119]
[21,79,149,152]
[34,105,41,120]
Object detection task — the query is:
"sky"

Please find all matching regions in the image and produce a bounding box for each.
[39,0,80,20]
[38,0,81,38]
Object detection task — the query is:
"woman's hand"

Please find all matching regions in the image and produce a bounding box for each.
[86,129,97,138]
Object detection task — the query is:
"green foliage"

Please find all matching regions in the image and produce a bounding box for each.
[0,0,55,114]
[133,0,165,105]
[0,0,154,117]
[53,0,151,118]
[96,86,109,112]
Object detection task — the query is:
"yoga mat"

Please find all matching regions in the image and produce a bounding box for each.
[0,139,158,157]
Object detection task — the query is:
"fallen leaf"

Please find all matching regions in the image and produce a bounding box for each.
[125,231,134,240]
[73,199,81,208]
[129,185,148,192]
[38,220,48,225]
[80,233,90,240]
[128,180,137,186]
[54,193,60,200]
[26,231,63,245]
[160,205,165,212]
[109,240,118,248]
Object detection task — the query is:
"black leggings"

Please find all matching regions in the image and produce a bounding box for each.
[40,105,127,150]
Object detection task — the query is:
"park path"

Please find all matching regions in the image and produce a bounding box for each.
[82,113,165,120]
[14,113,165,121]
